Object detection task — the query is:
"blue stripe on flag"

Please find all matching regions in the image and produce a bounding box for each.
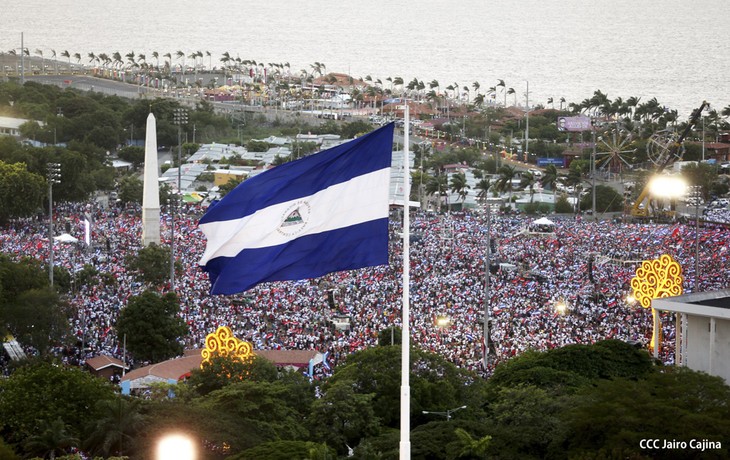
[199,123,394,295]
[204,219,388,294]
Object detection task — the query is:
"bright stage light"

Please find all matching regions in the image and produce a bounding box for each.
[157,433,196,460]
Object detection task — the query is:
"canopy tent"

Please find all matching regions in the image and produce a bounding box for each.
[54,233,79,243]
[528,217,556,234]
[532,217,555,226]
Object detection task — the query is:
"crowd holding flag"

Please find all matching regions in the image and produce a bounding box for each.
[198,123,395,295]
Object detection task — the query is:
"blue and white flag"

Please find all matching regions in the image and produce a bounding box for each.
[199,123,394,295]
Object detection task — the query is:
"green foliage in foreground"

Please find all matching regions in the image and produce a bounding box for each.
[1,335,729,460]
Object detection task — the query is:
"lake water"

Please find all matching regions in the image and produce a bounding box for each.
[1,0,728,119]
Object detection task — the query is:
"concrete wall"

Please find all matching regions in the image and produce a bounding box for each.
[686,315,730,383]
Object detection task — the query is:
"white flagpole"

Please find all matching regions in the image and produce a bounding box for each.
[399,103,411,459]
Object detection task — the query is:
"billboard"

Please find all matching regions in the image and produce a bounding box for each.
[557,116,592,132]
[537,157,565,167]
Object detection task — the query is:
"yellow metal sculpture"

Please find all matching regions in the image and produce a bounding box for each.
[630,254,684,351]
[200,325,254,369]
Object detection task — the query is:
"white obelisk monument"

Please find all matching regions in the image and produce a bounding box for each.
[142,112,161,246]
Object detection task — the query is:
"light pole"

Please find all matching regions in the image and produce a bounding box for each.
[47,163,61,285]
[688,185,702,290]
[171,108,188,289]
[422,405,467,421]
[525,81,529,162]
[483,198,491,370]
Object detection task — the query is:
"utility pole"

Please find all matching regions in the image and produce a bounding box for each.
[171,108,188,289]
[592,128,597,220]
[47,163,61,284]
[483,201,491,370]
[525,81,529,162]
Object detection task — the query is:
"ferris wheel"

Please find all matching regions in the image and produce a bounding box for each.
[646,129,684,167]
[595,128,637,174]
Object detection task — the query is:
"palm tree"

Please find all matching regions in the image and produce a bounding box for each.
[454,428,491,458]
[541,164,559,192]
[73,52,81,64]
[84,397,143,458]
[205,50,212,70]
[450,171,471,207]
[151,51,159,70]
[547,97,554,109]
[472,81,480,95]
[50,49,58,74]
[507,87,516,106]
[24,418,79,460]
[175,50,185,74]
[559,97,566,111]
[495,164,517,208]
[162,52,172,73]
[496,79,506,106]
[721,104,730,119]
[520,171,537,202]
[476,177,491,203]
[112,51,122,68]
[393,76,404,94]
[125,51,135,69]
[34,48,43,67]
[473,93,485,107]
[425,174,448,212]
[487,86,496,103]
[60,50,70,65]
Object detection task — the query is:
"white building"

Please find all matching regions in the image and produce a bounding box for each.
[0,116,37,137]
[653,289,730,384]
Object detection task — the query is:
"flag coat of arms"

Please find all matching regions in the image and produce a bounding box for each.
[199,123,394,294]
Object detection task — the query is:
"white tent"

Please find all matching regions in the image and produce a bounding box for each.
[54,233,79,243]
[528,217,557,235]
[532,217,555,226]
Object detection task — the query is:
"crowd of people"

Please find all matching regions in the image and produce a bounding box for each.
[2,198,730,379]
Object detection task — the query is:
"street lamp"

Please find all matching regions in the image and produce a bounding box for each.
[687,185,702,290]
[47,163,61,285]
[171,108,188,289]
[422,405,467,421]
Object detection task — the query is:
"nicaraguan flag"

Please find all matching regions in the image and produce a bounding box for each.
[199,123,394,294]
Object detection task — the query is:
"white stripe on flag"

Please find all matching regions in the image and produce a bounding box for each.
[199,168,390,265]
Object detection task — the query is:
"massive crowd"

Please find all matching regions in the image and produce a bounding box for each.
[2,199,730,379]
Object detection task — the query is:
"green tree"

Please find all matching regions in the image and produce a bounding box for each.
[186,354,279,396]
[5,287,69,356]
[449,172,470,207]
[554,193,573,213]
[116,146,145,169]
[24,418,79,460]
[580,184,624,213]
[245,139,270,152]
[0,361,116,445]
[453,427,491,459]
[117,174,143,204]
[192,381,310,454]
[125,243,174,286]
[484,386,566,459]
[494,164,517,207]
[231,441,336,460]
[0,256,69,355]
[327,345,485,429]
[557,368,730,459]
[309,380,380,454]
[115,290,188,363]
[0,161,45,223]
[0,437,20,460]
[488,340,654,391]
[219,176,244,198]
[83,397,144,458]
